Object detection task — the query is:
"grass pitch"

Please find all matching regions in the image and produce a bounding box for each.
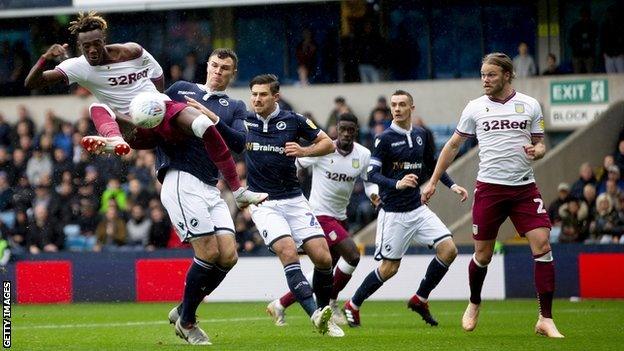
[11,299,624,350]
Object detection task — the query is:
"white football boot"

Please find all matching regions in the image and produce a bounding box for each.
[266,299,287,326]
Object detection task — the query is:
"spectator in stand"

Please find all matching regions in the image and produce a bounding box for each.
[53,122,74,159]
[146,205,170,250]
[542,53,563,76]
[326,96,355,134]
[126,178,153,208]
[548,183,572,226]
[182,51,202,82]
[25,146,52,186]
[604,179,623,211]
[0,147,15,186]
[78,198,99,249]
[582,184,598,224]
[558,198,589,243]
[0,172,14,228]
[51,148,73,185]
[15,105,35,135]
[94,203,127,251]
[126,204,152,249]
[100,177,127,213]
[569,6,597,73]
[169,64,183,83]
[590,193,623,243]
[11,210,28,252]
[356,21,384,83]
[27,203,63,254]
[595,155,615,183]
[12,175,33,211]
[570,162,596,199]
[296,28,318,86]
[614,140,624,173]
[367,96,391,129]
[0,114,11,149]
[597,165,624,195]
[234,210,259,253]
[513,42,537,78]
[600,3,624,74]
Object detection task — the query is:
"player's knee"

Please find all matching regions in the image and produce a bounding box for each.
[343,251,360,267]
[379,261,400,279]
[314,252,333,270]
[218,250,238,269]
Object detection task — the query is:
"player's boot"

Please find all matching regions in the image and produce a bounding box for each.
[534,315,565,338]
[462,302,480,331]
[81,135,131,156]
[329,299,347,325]
[310,305,332,335]
[407,295,439,326]
[233,187,269,209]
[327,320,345,337]
[266,299,287,326]
[168,305,181,324]
[342,300,361,328]
[174,318,212,345]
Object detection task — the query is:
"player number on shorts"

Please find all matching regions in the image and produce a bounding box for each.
[533,198,547,214]
[305,212,319,227]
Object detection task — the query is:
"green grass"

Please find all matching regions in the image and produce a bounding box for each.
[10,299,624,350]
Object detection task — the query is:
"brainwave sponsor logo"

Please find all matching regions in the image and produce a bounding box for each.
[392,162,422,170]
[246,142,286,154]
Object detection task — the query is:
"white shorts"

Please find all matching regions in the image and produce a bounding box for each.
[374,205,452,261]
[160,169,234,242]
[249,195,324,249]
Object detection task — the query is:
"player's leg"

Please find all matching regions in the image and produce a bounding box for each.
[80,103,131,155]
[173,106,267,207]
[328,237,359,325]
[525,227,563,338]
[510,184,562,337]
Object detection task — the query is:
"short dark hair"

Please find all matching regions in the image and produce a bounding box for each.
[209,48,238,69]
[482,52,515,82]
[337,113,358,126]
[249,74,280,94]
[392,90,413,105]
[334,96,346,104]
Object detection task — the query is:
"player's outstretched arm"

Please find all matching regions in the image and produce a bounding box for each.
[285,131,335,157]
[421,133,466,203]
[524,136,546,161]
[24,44,68,90]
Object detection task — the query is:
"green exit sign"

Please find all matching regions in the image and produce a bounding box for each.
[550,79,608,104]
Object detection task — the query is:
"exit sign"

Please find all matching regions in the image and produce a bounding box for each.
[551,80,608,104]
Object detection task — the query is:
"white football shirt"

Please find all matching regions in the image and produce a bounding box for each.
[297,142,378,220]
[456,91,544,186]
[55,47,164,114]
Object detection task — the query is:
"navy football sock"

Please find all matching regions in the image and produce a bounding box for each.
[312,267,333,309]
[351,269,385,308]
[284,262,317,316]
[180,257,215,325]
[416,257,449,300]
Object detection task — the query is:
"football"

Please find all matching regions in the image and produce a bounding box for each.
[129,92,166,128]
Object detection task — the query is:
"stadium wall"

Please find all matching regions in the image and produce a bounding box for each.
[3,245,622,304]
[0,74,622,131]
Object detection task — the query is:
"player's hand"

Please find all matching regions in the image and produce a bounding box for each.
[451,184,468,202]
[523,143,544,160]
[396,173,418,190]
[421,181,436,204]
[184,96,220,123]
[43,43,69,61]
[370,193,381,209]
[285,142,306,157]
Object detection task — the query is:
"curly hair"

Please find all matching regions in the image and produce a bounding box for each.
[68,11,108,35]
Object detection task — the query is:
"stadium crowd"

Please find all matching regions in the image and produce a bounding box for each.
[548,132,624,244]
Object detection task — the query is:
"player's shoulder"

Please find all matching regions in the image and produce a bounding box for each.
[353,142,372,157]
[165,80,197,96]
[513,91,540,106]
[124,42,144,57]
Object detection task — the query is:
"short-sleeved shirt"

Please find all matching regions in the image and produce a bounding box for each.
[455,91,544,186]
[297,142,373,220]
[55,47,164,114]
[245,104,321,200]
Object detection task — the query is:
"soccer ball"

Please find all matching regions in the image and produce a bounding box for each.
[129,92,166,128]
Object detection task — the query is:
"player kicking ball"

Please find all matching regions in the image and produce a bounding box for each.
[267,113,380,327]
[24,11,265,210]
[342,90,468,328]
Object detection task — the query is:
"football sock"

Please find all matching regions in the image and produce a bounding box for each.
[180,257,215,326]
[279,291,297,308]
[313,267,333,309]
[284,263,316,316]
[468,255,488,305]
[201,126,242,191]
[203,264,230,297]
[534,251,555,318]
[416,256,449,300]
[90,105,122,137]
[351,268,385,308]
[330,258,357,300]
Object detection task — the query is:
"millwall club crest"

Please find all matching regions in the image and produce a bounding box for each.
[276,121,287,130]
[219,98,229,106]
[416,136,423,146]
[515,103,525,114]
[305,118,317,129]
[352,158,360,169]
